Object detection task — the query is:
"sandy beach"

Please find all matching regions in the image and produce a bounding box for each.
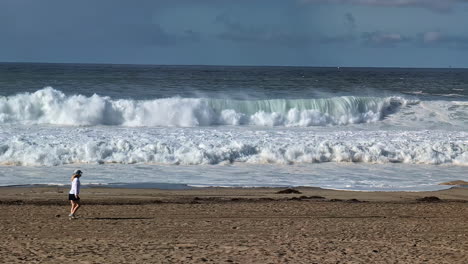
[0,186,467,264]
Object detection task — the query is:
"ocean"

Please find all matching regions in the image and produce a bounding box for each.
[0,63,467,191]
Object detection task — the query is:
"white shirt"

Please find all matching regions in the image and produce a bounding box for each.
[69,178,81,195]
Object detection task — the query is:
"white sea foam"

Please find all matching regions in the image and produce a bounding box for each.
[0,87,408,127]
[0,126,466,166]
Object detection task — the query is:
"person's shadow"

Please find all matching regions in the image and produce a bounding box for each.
[87,217,154,220]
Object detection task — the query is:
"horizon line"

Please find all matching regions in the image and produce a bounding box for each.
[0,61,466,70]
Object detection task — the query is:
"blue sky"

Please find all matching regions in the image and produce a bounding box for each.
[1,0,467,67]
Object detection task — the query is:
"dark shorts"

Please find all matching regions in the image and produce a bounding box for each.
[68,194,80,201]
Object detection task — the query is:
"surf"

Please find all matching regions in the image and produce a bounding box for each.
[0,126,466,166]
[0,87,408,127]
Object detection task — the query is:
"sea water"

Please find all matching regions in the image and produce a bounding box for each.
[0,64,466,191]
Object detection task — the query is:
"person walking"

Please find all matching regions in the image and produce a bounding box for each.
[69,169,82,219]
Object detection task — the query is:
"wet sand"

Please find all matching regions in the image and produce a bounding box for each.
[1,186,467,263]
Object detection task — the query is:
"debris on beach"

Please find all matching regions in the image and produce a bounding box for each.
[416,196,442,202]
[277,189,302,194]
[300,195,326,200]
[346,199,364,203]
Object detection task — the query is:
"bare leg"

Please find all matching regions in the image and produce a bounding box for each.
[71,200,81,215]
[70,200,75,215]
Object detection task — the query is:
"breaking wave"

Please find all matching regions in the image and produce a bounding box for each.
[0,127,466,166]
[0,87,408,127]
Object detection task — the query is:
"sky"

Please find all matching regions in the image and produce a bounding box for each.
[1,0,468,67]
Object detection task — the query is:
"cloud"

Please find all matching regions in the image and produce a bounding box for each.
[422,31,444,43]
[0,0,200,48]
[131,25,200,47]
[215,13,356,47]
[300,0,468,12]
[362,31,411,47]
[215,13,310,47]
[0,0,204,63]
[359,30,468,49]
[360,30,468,49]
[345,12,356,31]
[419,31,468,49]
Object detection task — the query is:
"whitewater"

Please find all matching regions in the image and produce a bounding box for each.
[1,87,407,127]
[0,64,467,190]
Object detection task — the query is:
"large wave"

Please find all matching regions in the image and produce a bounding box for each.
[0,87,407,127]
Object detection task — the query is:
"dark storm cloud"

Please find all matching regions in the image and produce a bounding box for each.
[0,0,467,67]
[300,0,468,12]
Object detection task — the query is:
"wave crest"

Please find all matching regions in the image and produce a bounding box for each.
[0,87,407,127]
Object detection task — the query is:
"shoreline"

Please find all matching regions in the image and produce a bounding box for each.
[1,185,467,205]
[0,182,194,190]
[1,179,466,192]
[2,162,466,193]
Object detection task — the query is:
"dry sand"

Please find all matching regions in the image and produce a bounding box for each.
[0,186,467,264]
